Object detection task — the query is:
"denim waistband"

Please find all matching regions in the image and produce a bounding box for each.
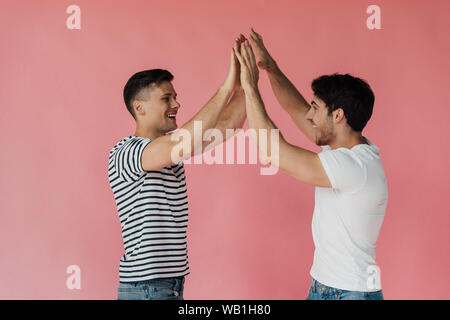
[128,276,184,287]
[310,278,382,294]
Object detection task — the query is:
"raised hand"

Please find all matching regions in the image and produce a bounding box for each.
[223,46,239,93]
[223,34,247,93]
[234,34,246,89]
[233,38,259,92]
[249,27,278,73]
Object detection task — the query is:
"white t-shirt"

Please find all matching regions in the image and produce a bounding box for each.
[310,137,388,292]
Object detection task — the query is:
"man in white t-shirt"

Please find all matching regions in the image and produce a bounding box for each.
[233,29,387,300]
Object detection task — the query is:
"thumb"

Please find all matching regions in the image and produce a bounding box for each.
[229,49,237,72]
[257,61,266,69]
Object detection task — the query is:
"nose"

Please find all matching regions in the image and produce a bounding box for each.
[173,99,181,109]
[305,108,313,121]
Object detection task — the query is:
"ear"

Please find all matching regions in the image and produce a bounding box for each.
[333,108,345,123]
[333,107,346,123]
[132,99,144,116]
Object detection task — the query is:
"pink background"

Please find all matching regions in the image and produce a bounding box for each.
[1,0,449,299]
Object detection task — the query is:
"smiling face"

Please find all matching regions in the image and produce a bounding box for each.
[305,96,336,146]
[134,81,180,135]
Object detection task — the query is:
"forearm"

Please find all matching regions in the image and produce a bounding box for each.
[222,88,247,130]
[267,65,310,115]
[245,87,275,131]
[245,87,316,177]
[203,88,246,151]
[178,84,232,155]
[244,87,283,160]
[182,85,232,133]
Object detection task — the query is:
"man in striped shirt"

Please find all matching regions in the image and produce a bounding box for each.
[108,37,247,300]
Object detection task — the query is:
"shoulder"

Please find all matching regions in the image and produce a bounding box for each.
[319,137,380,167]
[318,147,364,168]
[110,136,151,154]
[318,147,367,192]
[109,136,131,157]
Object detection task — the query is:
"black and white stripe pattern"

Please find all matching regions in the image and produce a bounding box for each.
[108,136,190,282]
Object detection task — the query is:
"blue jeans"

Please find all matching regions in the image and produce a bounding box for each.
[306,278,384,300]
[117,276,185,300]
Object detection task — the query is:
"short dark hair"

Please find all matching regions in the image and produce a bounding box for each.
[123,69,174,119]
[311,73,374,132]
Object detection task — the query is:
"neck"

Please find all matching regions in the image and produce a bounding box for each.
[329,130,366,150]
[134,124,163,140]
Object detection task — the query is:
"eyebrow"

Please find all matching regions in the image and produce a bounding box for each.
[161,92,177,97]
[311,101,319,107]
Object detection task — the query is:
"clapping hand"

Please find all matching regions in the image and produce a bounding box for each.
[233,34,259,93]
[249,27,278,73]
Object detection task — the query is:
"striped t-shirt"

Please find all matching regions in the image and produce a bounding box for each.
[108,135,190,283]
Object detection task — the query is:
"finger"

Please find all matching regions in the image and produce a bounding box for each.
[233,39,240,56]
[234,38,242,57]
[232,45,240,70]
[250,27,257,38]
[233,42,244,66]
[244,45,257,76]
[249,32,263,50]
[233,48,247,76]
[244,40,255,68]
[230,47,237,68]
[246,40,257,69]
[250,27,258,41]
[241,40,251,67]
[238,35,246,47]
[249,33,258,46]
[226,49,238,85]
[246,42,259,80]
[250,27,262,41]
[249,29,258,42]
[236,37,243,47]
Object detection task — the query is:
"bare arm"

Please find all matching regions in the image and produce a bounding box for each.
[235,39,331,187]
[266,68,315,142]
[202,35,248,151]
[249,28,315,143]
[141,49,239,171]
[202,87,246,152]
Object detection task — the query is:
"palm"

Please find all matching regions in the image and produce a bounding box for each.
[253,46,269,69]
[249,28,275,71]
[234,34,246,87]
[233,38,259,92]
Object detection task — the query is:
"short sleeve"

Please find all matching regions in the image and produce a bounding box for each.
[318,148,367,193]
[114,137,151,182]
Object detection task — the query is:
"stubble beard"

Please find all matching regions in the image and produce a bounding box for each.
[315,119,335,146]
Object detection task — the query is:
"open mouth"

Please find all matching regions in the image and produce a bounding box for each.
[166,111,177,120]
